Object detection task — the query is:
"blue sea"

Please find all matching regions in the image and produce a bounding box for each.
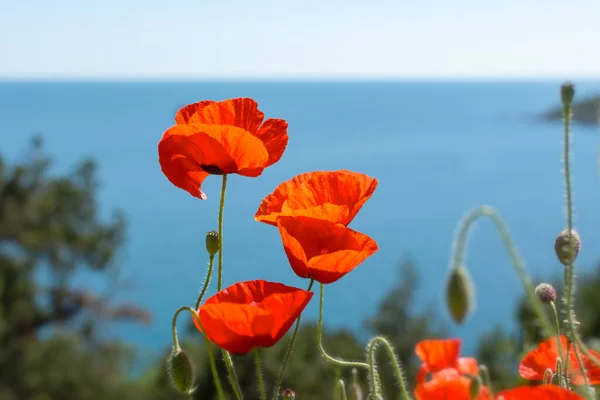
[1,80,600,364]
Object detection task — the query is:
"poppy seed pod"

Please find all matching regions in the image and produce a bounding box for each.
[205,230,219,257]
[167,347,195,394]
[445,265,475,325]
[281,388,296,399]
[561,82,575,108]
[554,229,581,265]
[535,283,557,304]
[469,376,481,399]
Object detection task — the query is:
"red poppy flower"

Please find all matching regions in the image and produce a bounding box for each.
[254,170,378,226]
[159,98,288,199]
[414,368,492,400]
[519,335,600,385]
[276,216,378,284]
[415,338,479,383]
[497,385,584,400]
[194,280,313,354]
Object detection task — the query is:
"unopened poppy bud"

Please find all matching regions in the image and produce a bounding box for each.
[281,388,296,399]
[561,82,575,107]
[446,265,475,325]
[205,230,219,257]
[554,229,581,265]
[167,347,195,394]
[469,377,481,399]
[535,283,557,304]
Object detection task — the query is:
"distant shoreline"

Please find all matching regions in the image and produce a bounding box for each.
[542,96,600,125]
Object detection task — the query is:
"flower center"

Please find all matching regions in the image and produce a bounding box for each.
[200,164,224,175]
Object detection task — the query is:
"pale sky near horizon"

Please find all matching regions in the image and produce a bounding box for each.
[1,0,599,79]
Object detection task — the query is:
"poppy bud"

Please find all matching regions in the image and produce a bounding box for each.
[445,265,475,325]
[167,347,195,394]
[469,377,481,399]
[206,230,219,257]
[535,283,557,304]
[561,82,575,108]
[281,388,296,399]
[554,229,581,265]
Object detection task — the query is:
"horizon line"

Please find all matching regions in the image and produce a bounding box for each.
[2,75,600,83]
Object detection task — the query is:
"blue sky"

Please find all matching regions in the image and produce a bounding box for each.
[1,0,599,79]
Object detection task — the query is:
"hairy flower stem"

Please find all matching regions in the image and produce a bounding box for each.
[451,206,554,338]
[550,302,567,388]
[217,174,227,291]
[271,279,315,400]
[223,350,243,399]
[171,306,225,400]
[366,337,412,400]
[195,255,215,310]
[318,283,369,369]
[213,174,243,398]
[336,379,348,400]
[254,349,267,400]
[560,95,594,399]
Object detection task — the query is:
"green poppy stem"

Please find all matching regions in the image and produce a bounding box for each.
[271,279,315,400]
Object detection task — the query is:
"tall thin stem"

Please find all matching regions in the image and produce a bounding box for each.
[317,283,369,369]
[271,279,315,400]
[254,349,267,400]
[366,337,412,400]
[195,255,215,310]
[217,174,228,291]
[451,206,554,338]
[171,306,225,400]
[223,350,243,400]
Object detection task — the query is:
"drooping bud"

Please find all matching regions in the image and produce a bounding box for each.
[446,265,475,325]
[535,283,557,304]
[469,376,481,399]
[554,229,581,265]
[167,347,195,394]
[561,82,575,108]
[281,388,296,399]
[205,230,220,257]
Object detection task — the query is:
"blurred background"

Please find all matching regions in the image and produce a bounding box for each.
[1,1,600,399]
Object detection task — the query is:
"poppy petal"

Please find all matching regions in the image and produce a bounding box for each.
[458,357,479,376]
[194,280,313,354]
[158,123,269,197]
[255,170,378,226]
[497,385,584,400]
[255,118,288,167]
[174,100,216,124]
[174,98,265,135]
[276,216,378,284]
[414,369,492,400]
[519,336,566,381]
[415,339,462,372]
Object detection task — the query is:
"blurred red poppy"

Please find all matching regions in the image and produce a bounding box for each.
[497,385,584,400]
[159,98,288,199]
[255,170,378,226]
[276,216,378,284]
[415,338,479,383]
[414,368,492,400]
[519,335,600,385]
[194,280,312,354]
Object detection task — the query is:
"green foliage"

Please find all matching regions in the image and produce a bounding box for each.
[7,137,600,399]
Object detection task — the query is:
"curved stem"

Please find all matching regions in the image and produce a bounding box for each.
[223,350,243,400]
[451,206,554,338]
[336,379,348,400]
[254,349,267,400]
[195,255,215,310]
[217,174,228,291]
[317,283,369,369]
[271,279,315,400]
[172,306,225,400]
[366,336,412,400]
